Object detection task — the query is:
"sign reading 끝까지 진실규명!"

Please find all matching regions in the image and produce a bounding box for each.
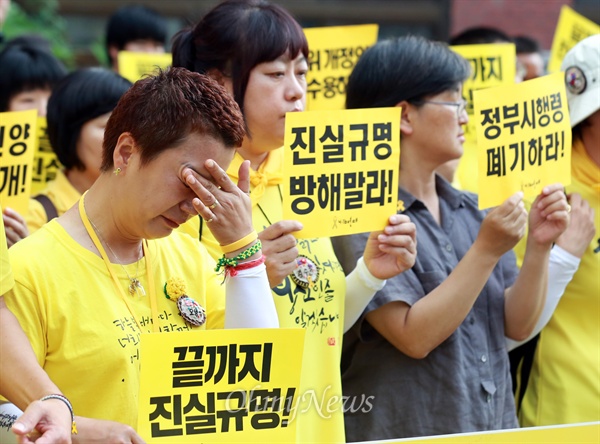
[450,43,517,194]
[137,328,305,442]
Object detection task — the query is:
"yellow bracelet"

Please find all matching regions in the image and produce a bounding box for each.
[220,230,258,254]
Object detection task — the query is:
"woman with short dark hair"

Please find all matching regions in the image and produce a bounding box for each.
[24,68,132,234]
[333,35,569,441]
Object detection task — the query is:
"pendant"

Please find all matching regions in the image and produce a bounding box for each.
[129,278,146,296]
[176,295,207,327]
[291,255,319,289]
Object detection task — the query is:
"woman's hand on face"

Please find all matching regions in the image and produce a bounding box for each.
[258,220,303,288]
[183,159,253,246]
[362,214,417,280]
[3,208,29,248]
[556,193,596,258]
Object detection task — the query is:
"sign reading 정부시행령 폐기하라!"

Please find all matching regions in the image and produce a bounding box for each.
[474,72,571,209]
[282,107,400,238]
[138,328,305,442]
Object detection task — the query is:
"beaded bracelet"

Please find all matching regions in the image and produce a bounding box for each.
[215,240,262,272]
[225,254,266,277]
[40,394,78,434]
[220,231,258,254]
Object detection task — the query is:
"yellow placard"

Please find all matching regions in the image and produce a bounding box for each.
[451,43,517,194]
[0,110,38,214]
[474,72,571,209]
[282,108,400,238]
[366,422,600,443]
[304,24,378,111]
[118,51,172,83]
[138,328,305,442]
[30,117,62,195]
[547,5,600,73]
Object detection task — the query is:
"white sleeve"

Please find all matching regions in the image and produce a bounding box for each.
[505,245,580,351]
[224,263,279,329]
[344,256,386,333]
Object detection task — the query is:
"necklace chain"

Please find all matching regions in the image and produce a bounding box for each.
[87,216,145,297]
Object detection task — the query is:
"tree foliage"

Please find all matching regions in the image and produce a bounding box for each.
[2,0,74,68]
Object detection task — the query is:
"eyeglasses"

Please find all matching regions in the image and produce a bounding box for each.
[412,98,468,119]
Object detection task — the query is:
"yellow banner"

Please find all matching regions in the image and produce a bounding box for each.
[118,51,172,83]
[282,108,400,238]
[138,328,305,442]
[547,5,600,73]
[451,43,516,194]
[0,110,38,214]
[474,72,571,209]
[364,422,600,443]
[30,117,62,195]
[304,24,378,111]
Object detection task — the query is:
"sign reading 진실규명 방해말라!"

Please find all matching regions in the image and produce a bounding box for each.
[282,107,400,239]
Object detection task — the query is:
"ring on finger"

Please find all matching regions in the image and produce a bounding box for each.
[566,204,571,213]
[204,217,214,223]
[209,199,219,210]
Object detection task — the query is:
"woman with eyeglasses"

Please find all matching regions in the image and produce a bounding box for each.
[332,36,569,440]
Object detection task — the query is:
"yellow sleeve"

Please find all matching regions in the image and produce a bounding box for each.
[3,283,47,366]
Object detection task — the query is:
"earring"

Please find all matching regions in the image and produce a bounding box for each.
[113,167,122,176]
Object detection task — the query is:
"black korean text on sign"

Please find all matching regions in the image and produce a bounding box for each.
[306,46,367,101]
[149,342,295,437]
[172,343,273,388]
[32,125,59,186]
[483,92,566,178]
[0,123,32,197]
[149,388,297,436]
[289,122,395,215]
[468,56,503,83]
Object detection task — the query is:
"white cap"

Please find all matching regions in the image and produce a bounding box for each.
[561,34,600,127]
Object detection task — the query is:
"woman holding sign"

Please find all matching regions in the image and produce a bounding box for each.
[332,35,569,441]
[172,0,417,441]
[2,67,278,442]
[516,34,600,428]
[2,68,132,247]
[0,40,67,247]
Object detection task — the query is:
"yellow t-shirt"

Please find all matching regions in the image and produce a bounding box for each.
[26,169,81,233]
[0,206,14,295]
[179,150,348,443]
[518,137,600,426]
[5,220,225,429]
